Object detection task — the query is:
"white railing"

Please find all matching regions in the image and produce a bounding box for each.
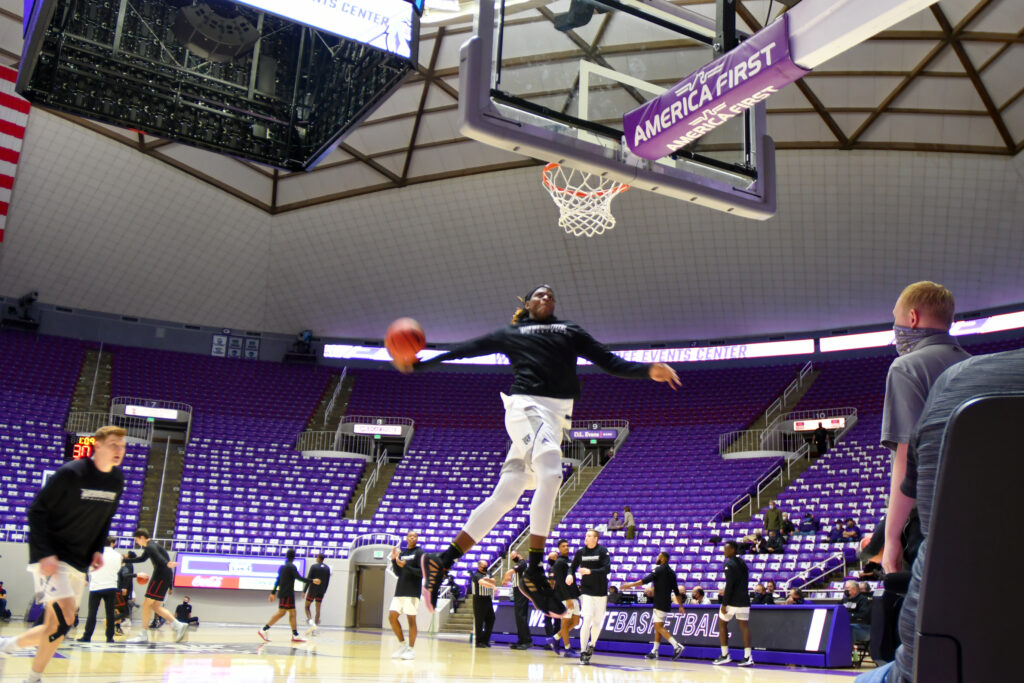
[755,465,783,508]
[322,367,348,429]
[351,448,389,519]
[719,428,800,454]
[786,551,846,591]
[296,430,375,455]
[764,361,814,425]
[342,415,415,426]
[786,442,812,478]
[570,419,629,430]
[88,342,104,407]
[348,532,401,554]
[729,494,752,522]
[766,405,859,433]
[65,411,155,443]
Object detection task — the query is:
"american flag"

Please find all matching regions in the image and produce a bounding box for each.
[0,64,30,243]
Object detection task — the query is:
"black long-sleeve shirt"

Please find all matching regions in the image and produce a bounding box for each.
[272,561,309,599]
[553,555,581,601]
[125,540,172,577]
[305,562,331,595]
[721,556,750,607]
[570,544,611,596]
[642,563,682,611]
[392,546,424,598]
[415,317,651,399]
[27,458,124,572]
[844,592,872,624]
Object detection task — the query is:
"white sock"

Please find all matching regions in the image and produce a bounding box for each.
[668,637,680,648]
[744,647,752,659]
[651,643,659,652]
[721,645,729,656]
[26,671,43,683]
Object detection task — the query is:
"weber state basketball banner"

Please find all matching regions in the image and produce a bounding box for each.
[0,65,29,244]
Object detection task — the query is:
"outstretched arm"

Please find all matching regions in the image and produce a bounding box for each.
[576,329,680,389]
[393,330,504,374]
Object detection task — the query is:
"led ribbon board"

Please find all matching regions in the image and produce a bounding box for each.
[173,553,307,591]
[624,15,808,160]
[231,0,415,58]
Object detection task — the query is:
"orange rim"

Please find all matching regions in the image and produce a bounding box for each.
[542,162,630,198]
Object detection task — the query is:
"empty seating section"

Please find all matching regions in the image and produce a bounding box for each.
[0,331,149,536]
[109,346,351,549]
[346,368,509,427]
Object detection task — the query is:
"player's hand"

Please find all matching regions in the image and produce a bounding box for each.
[579,568,591,576]
[882,543,902,575]
[91,552,104,570]
[392,360,415,374]
[720,606,727,616]
[268,594,275,603]
[313,579,322,585]
[649,363,681,390]
[39,555,59,577]
[678,604,685,615]
[168,561,178,569]
[565,576,574,586]
[391,547,398,559]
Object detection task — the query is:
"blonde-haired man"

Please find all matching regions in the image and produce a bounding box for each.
[881,282,969,573]
[0,426,126,683]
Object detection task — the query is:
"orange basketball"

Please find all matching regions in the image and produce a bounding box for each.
[136,573,149,585]
[385,317,425,364]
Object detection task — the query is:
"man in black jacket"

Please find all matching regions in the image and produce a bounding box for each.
[713,541,754,667]
[843,580,872,645]
[550,539,580,656]
[303,553,331,636]
[471,560,495,648]
[257,549,319,644]
[620,551,684,660]
[388,531,423,660]
[569,529,610,665]
[124,528,188,643]
[0,426,125,683]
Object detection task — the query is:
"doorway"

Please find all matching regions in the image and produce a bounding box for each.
[355,565,386,628]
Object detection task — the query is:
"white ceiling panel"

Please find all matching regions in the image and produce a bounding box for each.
[981,43,1024,104]
[154,144,273,203]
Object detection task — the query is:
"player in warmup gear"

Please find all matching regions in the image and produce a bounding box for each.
[620,551,685,660]
[303,553,331,636]
[123,528,188,643]
[0,426,125,683]
[714,541,754,667]
[388,531,424,660]
[568,529,611,665]
[259,549,320,643]
[550,539,581,656]
[392,285,680,617]
[77,536,123,643]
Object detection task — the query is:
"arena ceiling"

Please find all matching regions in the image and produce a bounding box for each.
[0,0,1022,345]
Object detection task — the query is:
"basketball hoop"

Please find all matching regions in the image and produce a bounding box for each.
[541,163,629,238]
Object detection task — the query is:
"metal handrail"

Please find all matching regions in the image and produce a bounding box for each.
[755,465,783,508]
[296,430,374,455]
[787,551,846,591]
[766,405,858,432]
[88,342,104,408]
[352,447,388,519]
[570,419,629,429]
[787,442,811,478]
[322,367,347,429]
[729,494,752,522]
[65,411,155,443]
[764,360,814,425]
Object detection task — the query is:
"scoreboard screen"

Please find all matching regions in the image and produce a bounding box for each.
[64,434,95,461]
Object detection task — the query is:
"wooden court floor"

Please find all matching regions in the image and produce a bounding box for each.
[0,623,865,682]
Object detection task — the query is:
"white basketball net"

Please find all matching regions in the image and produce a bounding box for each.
[541,163,629,238]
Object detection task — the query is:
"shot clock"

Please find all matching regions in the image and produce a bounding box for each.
[63,434,95,461]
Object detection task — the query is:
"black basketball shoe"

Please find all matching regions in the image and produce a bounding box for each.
[420,553,448,613]
[516,563,566,619]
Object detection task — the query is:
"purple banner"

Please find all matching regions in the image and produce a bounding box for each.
[569,429,617,440]
[624,15,808,160]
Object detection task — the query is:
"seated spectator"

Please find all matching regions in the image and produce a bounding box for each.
[750,583,769,604]
[859,581,872,595]
[742,531,766,553]
[174,596,199,627]
[780,512,795,538]
[442,573,463,613]
[0,581,9,621]
[859,561,883,581]
[687,587,709,605]
[828,523,846,543]
[764,500,783,532]
[798,512,820,534]
[607,585,623,605]
[842,518,862,541]
[624,506,637,539]
[785,589,805,605]
[764,529,785,554]
[764,580,777,605]
[843,580,872,645]
[608,511,625,532]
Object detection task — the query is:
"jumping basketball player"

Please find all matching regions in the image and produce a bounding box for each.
[258,549,319,643]
[0,426,125,683]
[124,528,188,643]
[393,285,680,617]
